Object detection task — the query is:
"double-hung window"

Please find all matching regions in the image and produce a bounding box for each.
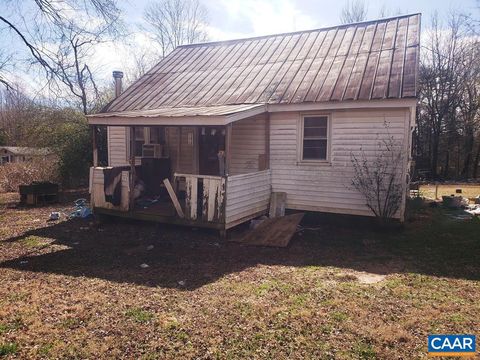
[302,115,329,161]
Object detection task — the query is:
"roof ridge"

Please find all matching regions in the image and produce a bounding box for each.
[178,13,421,49]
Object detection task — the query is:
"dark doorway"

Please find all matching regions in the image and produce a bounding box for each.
[199,126,225,175]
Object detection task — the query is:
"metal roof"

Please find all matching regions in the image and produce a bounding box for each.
[92,104,264,118]
[101,14,420,114]
[88,104,266,126]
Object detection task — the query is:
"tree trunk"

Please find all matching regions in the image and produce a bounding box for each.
[431,135,440,179]
[473,140,480,179]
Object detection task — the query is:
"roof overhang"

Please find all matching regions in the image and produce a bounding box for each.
[88,99,417,126]
[88,104,267,126]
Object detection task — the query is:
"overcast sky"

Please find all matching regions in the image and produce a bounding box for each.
[2,0,479,95]
[103,0,479,77]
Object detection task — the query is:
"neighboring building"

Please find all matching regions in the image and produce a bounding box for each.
[0,146,54,165]
[88,14,420,233]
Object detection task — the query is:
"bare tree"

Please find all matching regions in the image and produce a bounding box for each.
[143,0,209,58]
[415,11,479,179]
[0,0,123,114]
[340,0,368,24]
[350,122,404,222]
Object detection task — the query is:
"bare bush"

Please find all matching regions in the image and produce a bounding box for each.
[0,159,59,193]
[350,123,405,222]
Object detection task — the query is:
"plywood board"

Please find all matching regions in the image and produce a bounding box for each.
[239,213,304,247]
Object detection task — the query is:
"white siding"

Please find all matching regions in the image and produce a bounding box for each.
[270,109,410,218]
[107,126,128,166]
[230,116,266,175]
[225,170,271,228]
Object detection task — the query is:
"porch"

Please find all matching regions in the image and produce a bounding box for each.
[88,105,272,233]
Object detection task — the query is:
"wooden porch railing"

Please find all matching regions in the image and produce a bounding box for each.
[174,173,226,223]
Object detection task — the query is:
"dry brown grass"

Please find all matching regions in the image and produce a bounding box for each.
[419,184,480,200]
[0,194,479,359]
[0,160,59,193]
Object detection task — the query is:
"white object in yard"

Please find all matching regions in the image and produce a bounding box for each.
[140,263,149,268]
[178,280,186,286]
[49,212,60,220]
[146,245,154,250]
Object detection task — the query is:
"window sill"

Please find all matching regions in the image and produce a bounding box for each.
[296,160,331,167]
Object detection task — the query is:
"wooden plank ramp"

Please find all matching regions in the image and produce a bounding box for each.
[236,213,304,247]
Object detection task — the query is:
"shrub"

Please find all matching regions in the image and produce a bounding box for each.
[350,122,404,223]
[0,159,59,192]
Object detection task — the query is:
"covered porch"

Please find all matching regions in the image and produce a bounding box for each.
[88,104,272,233]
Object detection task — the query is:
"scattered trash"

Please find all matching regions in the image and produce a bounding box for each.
[97,228,105,232]
[69,198,93,219]
[72,242,80,245]
[140,263,149,269]
[475,196,480,205]
[19,260,28,265]
[178,280,186,286]
[465,204,480,216]
[79,227,89,231]
[146,245,154,250]
[49,212,60,221]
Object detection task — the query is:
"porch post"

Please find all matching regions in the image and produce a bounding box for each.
[225,123,232,176]
[265,113,270,169]
[129,126,136,211]
[92,125,98,167]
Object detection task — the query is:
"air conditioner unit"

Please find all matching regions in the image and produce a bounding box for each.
[142,144,163,158]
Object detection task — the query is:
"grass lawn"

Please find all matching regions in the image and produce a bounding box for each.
[0,192,479,359]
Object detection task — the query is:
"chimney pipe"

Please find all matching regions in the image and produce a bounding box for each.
[112,70,123,98]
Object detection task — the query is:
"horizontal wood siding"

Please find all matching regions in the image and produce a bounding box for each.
[270,109,409,217]
[225,170,271,228]
[108,126,128,166]
[230,116,266,175]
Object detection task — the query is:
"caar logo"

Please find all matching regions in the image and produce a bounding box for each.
[428,335,476,357]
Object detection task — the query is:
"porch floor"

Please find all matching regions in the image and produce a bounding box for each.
[94,206,225,230]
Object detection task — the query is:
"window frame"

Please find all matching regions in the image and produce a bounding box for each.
[298,113,331,164]
[127,126,166,159]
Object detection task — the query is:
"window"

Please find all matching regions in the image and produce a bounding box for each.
[134,127,145,157]
[149,126,165,145]
[302,115,328,160]
[131,127,166,157]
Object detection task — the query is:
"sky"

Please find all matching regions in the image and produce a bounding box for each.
[1,0,479,95]
[105,0,478,78]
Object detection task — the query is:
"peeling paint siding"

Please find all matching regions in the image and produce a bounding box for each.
[91,167,129,211]
[230,116,266,175]
[269,108,409,218]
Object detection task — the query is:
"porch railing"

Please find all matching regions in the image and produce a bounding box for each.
[174,173,226,223]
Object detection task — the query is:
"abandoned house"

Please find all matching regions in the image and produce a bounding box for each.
[88,14,420,234]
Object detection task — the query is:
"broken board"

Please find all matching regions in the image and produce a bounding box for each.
[239,213,304,247]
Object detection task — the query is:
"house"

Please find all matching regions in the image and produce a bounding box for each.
[0,146,54,164]
[88,14,420,235]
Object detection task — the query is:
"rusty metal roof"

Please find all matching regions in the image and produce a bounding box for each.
[91,104,264,118]
[101,14,420,114]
